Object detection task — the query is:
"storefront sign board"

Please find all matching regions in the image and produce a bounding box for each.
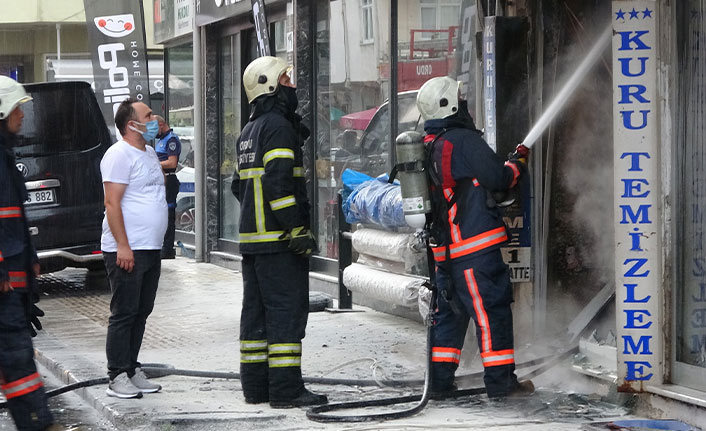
[612,0,662,391]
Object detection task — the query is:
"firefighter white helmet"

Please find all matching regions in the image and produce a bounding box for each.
[243,56,293,104]
[0,76,32,120]
[416,76,461,121]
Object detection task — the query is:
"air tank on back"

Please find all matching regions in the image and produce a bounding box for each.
[395,131,431,230]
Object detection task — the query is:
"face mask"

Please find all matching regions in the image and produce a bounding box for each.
[128,120,159,141]
[453,99,477,130]
[279,86,299,112]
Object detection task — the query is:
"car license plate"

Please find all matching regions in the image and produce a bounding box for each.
[25,189,56,205]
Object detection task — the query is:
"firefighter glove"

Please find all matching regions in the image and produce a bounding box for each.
[29,304,44,337]
[508,144,530,165]
[506,159,527,179]
[506,145,529,181]
[286,226,317,256]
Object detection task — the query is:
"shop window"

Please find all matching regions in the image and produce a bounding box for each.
[166,42,196,233]
[311,0,474,260]
[674,0,706,390]
[361,0,374,43]
[274,20,287,54]
[315,0,390,258]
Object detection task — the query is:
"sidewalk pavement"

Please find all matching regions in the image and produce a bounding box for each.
[30,258,646,431]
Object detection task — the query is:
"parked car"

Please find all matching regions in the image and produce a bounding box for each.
[175,166,195,232]
[334,90,423,178]
[17,81,111,273]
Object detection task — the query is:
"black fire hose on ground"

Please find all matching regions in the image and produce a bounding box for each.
[305,345,579,423]
[0,346,578,412]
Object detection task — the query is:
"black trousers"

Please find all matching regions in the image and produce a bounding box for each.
[431,249,519,398]
[0,251,53,431]
[104,250,161,380]
[162,174,180,255]
[239,252,309,402]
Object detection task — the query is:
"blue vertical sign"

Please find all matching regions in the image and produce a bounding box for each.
[612,0,662,391]
[482,16,497,152]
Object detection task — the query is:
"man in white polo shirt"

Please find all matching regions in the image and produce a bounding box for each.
[100,99,167,399]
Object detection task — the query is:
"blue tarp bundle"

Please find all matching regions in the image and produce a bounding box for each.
[341,169,407,229]
[605,420,696,431]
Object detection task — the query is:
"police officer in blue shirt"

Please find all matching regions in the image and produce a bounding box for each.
[155,116,181,259]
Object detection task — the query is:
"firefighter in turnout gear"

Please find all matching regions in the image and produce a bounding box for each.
[231,56,327,408]
[417,76,534,399]
[0,76,70,431]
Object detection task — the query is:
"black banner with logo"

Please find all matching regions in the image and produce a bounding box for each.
[455,0,478,116]
[84,0,151,137]
[251,0,271,56]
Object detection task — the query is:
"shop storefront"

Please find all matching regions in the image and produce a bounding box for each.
[189,0,292,258]
[293,0,706,420]
[182,0,705,421]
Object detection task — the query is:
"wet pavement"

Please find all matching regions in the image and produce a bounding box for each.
[15,258,695,430]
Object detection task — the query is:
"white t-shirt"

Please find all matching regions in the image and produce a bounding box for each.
[100,140,168,252]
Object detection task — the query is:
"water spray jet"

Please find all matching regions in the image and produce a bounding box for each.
[521,25,612,149]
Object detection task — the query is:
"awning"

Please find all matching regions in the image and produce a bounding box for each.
[339,107,378,131]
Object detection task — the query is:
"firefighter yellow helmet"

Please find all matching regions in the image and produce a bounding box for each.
[416,76,461,121]
[0,76,32,120]
[242,56,293,104]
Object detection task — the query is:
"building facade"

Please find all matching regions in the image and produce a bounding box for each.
[163,0,704,424]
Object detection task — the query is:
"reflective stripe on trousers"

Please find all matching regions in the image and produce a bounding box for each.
[1,372,43,400]
[431,347,461,364]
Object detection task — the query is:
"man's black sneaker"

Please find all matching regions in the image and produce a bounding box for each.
[430,383,458,400]
[270,388,328,409]
[161,252,176,260]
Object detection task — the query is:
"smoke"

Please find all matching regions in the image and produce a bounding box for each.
[559,84,614,273]
[540,8,616,337]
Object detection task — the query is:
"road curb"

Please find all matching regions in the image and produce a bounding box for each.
[33,333,128,431]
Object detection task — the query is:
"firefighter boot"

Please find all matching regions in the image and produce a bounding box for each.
[244,393,269,404]
[507,379,535,398]
[430,383,458,400]
[270,388,328,409]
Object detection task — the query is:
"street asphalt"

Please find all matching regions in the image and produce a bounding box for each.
[25,257,653,431]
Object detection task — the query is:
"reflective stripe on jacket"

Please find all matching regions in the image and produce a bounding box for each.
[424,119,517,262]
[231,109,310,254]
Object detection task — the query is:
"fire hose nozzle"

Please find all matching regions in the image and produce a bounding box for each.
[509,144,530,165]
[515,144,530,159]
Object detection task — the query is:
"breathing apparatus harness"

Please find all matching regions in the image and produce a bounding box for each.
[419,128,468,315]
